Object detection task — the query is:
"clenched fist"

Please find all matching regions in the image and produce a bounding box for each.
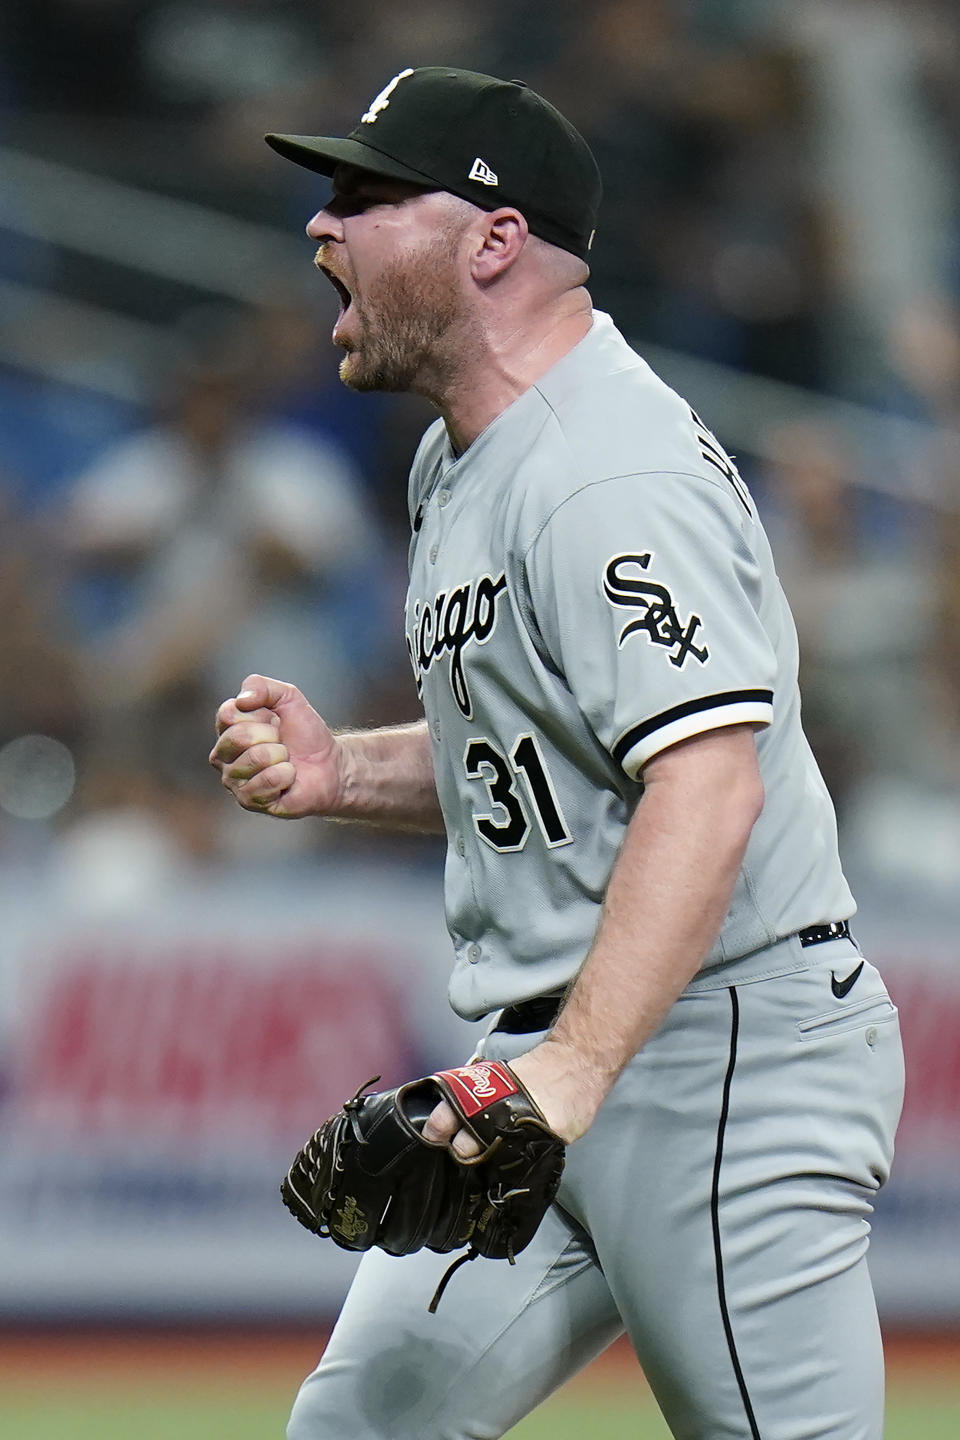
[210,674,345,819]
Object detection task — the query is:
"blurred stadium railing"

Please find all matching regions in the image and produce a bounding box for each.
[4,146,957,513]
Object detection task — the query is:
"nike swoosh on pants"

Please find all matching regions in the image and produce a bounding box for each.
[830,961,865,999]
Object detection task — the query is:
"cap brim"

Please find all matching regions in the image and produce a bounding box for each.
[264,134,439,189]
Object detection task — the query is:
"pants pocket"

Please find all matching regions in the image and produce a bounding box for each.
[797,994,898,1042]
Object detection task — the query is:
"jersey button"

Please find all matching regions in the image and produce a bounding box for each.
[456,834,466,856]
[438,489,451,508]
[467,942,481,964]
[428,545,438,564]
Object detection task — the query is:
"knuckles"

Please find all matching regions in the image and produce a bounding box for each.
[212,722,279,766]
[234,761,295,807]
[210,694,294,812]
[231,742,288,777]
[215,700,239,731]
[214,703,278,738]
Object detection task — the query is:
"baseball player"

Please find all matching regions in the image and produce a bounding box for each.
[210,67,905,1440]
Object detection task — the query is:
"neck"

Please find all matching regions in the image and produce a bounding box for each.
[427,289,594,454]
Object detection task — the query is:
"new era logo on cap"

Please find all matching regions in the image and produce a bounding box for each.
[468,157,498,187]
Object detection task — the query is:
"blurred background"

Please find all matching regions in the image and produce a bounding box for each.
[1,1,959,1436]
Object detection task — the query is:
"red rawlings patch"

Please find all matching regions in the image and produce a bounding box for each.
[435,1061,518,1118]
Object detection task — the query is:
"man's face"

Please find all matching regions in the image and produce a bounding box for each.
[307,167,467,393]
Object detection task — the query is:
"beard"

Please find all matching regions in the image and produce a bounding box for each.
[336,233,463,394]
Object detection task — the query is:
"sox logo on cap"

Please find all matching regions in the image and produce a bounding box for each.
[361,67,414,125]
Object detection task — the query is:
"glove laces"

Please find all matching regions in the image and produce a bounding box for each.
[427,1183,528,1313]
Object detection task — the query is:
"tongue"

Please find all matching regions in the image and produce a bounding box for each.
[332,303,353,342]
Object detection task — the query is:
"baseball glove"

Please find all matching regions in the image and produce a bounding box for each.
[280,1060,565,1311]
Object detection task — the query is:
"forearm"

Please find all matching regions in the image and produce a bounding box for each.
[548,729,764,1096]
[423,727,764,1152]
[336,719,445,832]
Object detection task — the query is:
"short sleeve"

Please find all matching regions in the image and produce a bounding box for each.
[523,471,776,778]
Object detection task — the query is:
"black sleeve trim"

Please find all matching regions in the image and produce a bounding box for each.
[611,689,774,767]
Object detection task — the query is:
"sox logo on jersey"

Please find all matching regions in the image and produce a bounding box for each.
[408,550,707,721]
[603,553,708,669]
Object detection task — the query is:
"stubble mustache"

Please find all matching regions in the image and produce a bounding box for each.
[314,247,354,304]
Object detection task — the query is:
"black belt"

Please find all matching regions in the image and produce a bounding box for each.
[798,919,851,948]
[494,993,566,1034]
[493,921,853,1035]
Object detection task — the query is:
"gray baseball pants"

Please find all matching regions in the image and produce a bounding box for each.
[287,939,904,1439]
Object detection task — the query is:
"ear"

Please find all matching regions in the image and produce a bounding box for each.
[468,208,529,283]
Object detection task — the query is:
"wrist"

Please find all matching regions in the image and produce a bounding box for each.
[543,1027,620,1086]
[508,1038,612,1145]
[539,1034,618,1112]
[329,731,361,818]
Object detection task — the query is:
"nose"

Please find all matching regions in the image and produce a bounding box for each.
[306,207,342,242]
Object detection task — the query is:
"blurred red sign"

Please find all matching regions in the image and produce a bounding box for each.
[885,961,960,1154]
[17,942,415,1141]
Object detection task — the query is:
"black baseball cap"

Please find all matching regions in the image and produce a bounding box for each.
[265,66,602,263]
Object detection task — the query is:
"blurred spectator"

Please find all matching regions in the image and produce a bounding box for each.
[789,0,960,395]
[0,487,83,750]
[934,508,960,713]
[521,0,826,381]
[883,294,960,426]
[926,512,960,784]
[0,476,85,867]
[760,418,934,815]
[842,509,960,893]
[139,1,319,111]
[56,304,388,846]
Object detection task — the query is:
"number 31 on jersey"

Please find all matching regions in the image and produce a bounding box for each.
[464,733,572,853]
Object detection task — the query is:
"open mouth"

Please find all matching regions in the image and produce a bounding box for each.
[327,272,352,311]
[318,262,352,313]
[316,263,357,346]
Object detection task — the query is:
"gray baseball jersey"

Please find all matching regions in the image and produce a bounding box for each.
[290,312,903,1440]
[404,311,854,1020]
